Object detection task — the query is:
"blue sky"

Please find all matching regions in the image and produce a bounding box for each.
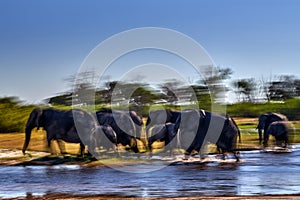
[1,0,300,104]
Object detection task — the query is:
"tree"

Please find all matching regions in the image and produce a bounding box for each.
[160,80,181,104]
[259,76,272,102]
[268,75,299,101]
[198,66,233,103]
[48,93,72,106]
[233,78,256,102]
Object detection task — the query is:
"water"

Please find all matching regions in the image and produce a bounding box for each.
[1,145,300,198]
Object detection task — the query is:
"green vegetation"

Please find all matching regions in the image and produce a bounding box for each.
[1,96,300,133]
[0,97,36,133]
[227,98,300,120]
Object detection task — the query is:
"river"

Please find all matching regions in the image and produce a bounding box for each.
[0,145,300,199]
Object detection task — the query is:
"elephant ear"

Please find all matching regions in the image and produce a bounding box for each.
[25,109,37,130]
[36,109,43,130]
[257,114,267,129]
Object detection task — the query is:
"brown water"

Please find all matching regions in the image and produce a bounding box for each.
[0,145,300,199]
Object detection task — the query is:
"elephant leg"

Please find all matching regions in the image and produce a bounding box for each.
[57,140,67,155]
[47,141,63,155]
[276,138,287,148]
[284,137,288,148]
[275,139,281,147]
[281,133,289,148]
[47,139,51,149]
[78,143,85,157]
[217,147,226,160]
[185,145,196,158]
[130,138,139,153]
[46,131,58,155]
[47,140,56,155]
[233,151,240,162]
[258,130,263,144]
[112,143,120,157]
[263,136,269,147]
[198,150,206,160]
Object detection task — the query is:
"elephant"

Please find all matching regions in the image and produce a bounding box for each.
[95,110,140,153]
[181,111,241,162]
[264,121,294,148]
[257,112,288,144]
[147,109,203,152]
[97,108,144,139]
[89,124,118,155]
[22,108,98,156]
[145,109,181,139]
[147,123,179,155]
[147,109,241,161]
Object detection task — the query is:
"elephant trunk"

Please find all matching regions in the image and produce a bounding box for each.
[130,137,139,153]
[147,138,153,153]
[263,129,270,147]
[257,119,265,144]
[22,108,42,154]
[22,126,32,154]
[258,129,263,144]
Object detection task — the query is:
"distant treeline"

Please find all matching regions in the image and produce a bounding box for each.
[0,96,300,133]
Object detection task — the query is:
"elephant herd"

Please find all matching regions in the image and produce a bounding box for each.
[257,112,293,148]
[22,108,294,162]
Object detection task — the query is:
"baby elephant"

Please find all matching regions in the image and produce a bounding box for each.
[264,121,294,148]
[90,125,118,155]
[147,123,179,155]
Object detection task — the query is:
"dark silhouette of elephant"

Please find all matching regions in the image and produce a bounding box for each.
[147,109,241,161]
[145,109,181,139]
[182,110,241,161]
[22,108,98,156]
[257,112,288,145]
[89,125,118,155]
[264,121,293,148]
[97,108,144,139]
[96,110,140,153]
[147,123,179,155]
